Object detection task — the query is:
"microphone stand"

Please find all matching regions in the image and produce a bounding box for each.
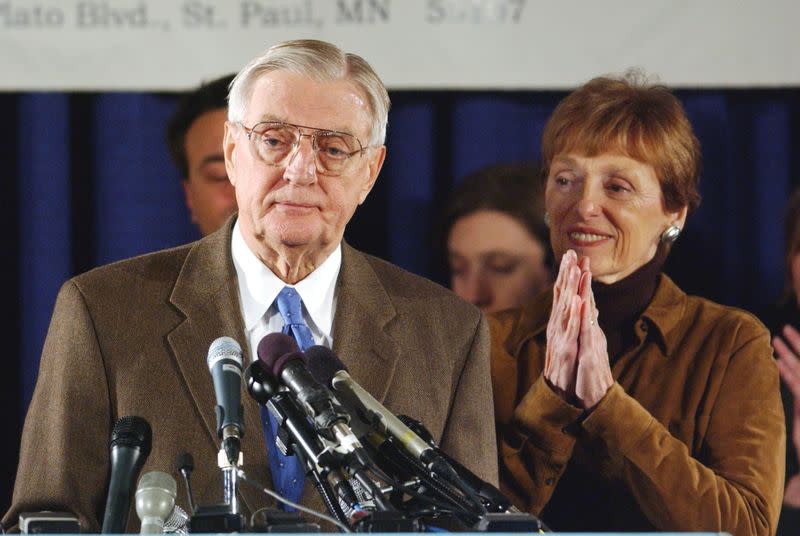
[188,444,245,533]
[217,444,241,515]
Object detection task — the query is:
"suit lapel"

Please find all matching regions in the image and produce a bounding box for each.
[165,220,268,514]
[331,244,401,404]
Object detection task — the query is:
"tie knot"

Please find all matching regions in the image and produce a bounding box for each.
[276,286,303,324]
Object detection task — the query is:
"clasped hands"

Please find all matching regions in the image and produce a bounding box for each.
[544,250,614,410]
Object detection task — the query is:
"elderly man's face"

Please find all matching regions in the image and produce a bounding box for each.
[224,71,384,261]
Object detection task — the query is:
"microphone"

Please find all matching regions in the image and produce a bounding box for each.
[398,415,513,513]
[257,334,393,512]
[244,358,356,522]
[244,357,333,470]
[101,416,153,534]
[163,505,189,534]
[206,336,244,465]
[306,347,494,521]
[257,334,363,456]
[135,471,176,534]
[305,347,472,492]
[304,347,436,463]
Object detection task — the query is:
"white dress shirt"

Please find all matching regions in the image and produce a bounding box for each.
[231,220,341,362]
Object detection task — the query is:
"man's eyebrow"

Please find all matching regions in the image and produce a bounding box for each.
[256,113,287,123]
[255,114,356,136]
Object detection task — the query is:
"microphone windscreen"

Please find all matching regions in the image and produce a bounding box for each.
[110,416,152,456]
[206,336,242,369]
[257,332,300,371]
[305,345,347,386]
[270,350,306,378]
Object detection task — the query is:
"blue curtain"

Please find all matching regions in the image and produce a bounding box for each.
[2,88,799,509]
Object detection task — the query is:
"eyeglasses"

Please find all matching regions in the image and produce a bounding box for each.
[238,121,368,176]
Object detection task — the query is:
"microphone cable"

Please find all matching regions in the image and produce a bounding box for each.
[236,469,351,532]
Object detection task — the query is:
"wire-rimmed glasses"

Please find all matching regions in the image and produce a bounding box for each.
[238,121,368,176]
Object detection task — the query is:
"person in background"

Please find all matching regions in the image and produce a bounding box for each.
[762,187,800,535]
[443,164,552,313]
[491,72,784,534]
[166,74,237,236]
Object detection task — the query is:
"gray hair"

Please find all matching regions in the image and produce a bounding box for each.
[228,39,390,146]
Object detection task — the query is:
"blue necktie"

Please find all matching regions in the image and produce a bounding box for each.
[263,286,313,509]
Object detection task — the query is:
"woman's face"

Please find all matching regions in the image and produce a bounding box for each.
[448,209,551,313]
[545,152,686,284]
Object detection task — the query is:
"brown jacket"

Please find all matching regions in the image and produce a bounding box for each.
[4,218,497,531]
[491,274,784,535]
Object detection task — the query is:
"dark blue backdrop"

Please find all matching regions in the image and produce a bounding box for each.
[1,88,798,510]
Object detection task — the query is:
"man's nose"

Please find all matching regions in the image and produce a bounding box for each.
[283,137,317,185]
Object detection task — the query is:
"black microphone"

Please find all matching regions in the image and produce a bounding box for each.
[101,416,152,534]
[258,334,392,511]
[206,336,244,465]
[244,358,355,521]
[304,346,477,502]
[257,334,361,451]
[398,415,513,513]
[244,358,334,470]
[304,346,437,465]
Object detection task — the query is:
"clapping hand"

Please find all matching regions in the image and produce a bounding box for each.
[544,250,613,410]
[774,325,800,507]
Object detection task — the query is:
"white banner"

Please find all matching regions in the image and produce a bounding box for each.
[0,0,798,91]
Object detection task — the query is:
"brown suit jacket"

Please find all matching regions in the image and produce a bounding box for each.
[491,274,784,535]
[4,219,497,531]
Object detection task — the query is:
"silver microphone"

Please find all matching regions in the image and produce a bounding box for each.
[135,471,177,534]
[163,505,189,535]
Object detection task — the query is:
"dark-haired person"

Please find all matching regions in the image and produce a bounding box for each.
[444,164,552,313]
[491,72,784,534]
[166,74,237,236]
[762,187,800,535]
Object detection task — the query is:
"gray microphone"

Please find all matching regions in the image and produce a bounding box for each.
[135,471,176,534]
[306,347,458,475]
[207,336,245,465]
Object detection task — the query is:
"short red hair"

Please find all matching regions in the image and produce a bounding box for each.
[541,71,701,214]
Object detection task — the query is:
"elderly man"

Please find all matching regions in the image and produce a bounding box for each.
[166,73,237,237]
[3,40,496,532]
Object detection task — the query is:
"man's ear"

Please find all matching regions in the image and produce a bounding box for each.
[358,145,386,205]
[223,121,238,187]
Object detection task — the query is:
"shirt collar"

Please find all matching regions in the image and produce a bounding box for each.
[231,220,342,337]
